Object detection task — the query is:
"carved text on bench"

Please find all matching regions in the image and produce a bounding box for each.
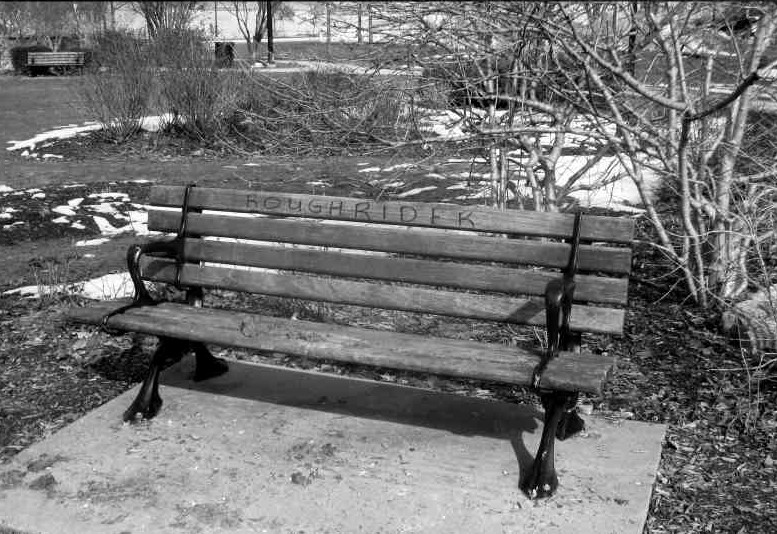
[246,194,477,228]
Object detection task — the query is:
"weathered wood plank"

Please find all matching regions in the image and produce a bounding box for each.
[67,301,615,394]
[143,241,628,305]
[148,210,633,274]
[149,186,634,243]
[139,258,625,334]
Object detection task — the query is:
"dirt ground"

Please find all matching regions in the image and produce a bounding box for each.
[1,75,776,534]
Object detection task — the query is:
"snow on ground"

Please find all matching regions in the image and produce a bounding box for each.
[5,115,174,155]
[3,272,134,301]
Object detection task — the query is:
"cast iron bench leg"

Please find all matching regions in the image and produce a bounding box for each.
[192,342,229,382]
[524,391,579,499]
[123,336,188,422]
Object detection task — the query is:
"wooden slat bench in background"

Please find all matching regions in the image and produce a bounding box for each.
[67,185,634,499]
[26,52,85,75]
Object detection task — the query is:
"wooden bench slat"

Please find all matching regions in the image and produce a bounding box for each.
[149,186,635,243]
[27,52,85,66]
[143,240,629,305]
[148,210,633,274]
[67,301,615,394]
[140,258,626,334]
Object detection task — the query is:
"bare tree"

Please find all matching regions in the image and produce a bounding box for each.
[132,1,197,39]
[224,1,292,63]
[530,2,777,305]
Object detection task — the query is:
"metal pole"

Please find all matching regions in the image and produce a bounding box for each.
[266,0,274,64]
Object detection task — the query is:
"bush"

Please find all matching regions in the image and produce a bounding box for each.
[227,69,418,154]
[76,31,155,142]
[10,44,53,76]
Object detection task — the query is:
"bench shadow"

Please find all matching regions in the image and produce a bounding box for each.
[159,357,541,483]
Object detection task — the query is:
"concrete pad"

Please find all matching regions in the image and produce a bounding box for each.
[0,358,665,533]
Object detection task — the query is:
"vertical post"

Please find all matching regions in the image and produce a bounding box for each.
[326,2,331,54]
[214,0,218,38]
[367,3,372,44]
[357,3,363,44]
[266,0,274,64]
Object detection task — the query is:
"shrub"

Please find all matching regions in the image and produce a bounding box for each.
[228,68,418,154]
[76,31,155,142]
[10,44,52,76]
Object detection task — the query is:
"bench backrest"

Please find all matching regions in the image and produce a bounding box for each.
[27,52,85,66]
[142,186,634,335]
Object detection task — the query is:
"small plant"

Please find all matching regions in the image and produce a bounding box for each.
[28,254,76,308]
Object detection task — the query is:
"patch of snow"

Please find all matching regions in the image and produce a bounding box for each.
[125,179,152,184]
[307,181,331,187]
[68,198,84,207]
[90,202,122,214]
[396,186,438,198]
[0,213,12,220]
[7,122,103,152]
[356,162,371,166]
[0,185,12,193]
[381,181,405,189]
[2,272,135,301]
[446,184,469,191]
[71,222,86,230]
[424,173,447,180]
[62,183,86,188]
[358,166,382,173]
[52,206,77,216]
[42,154,63,159]
[76,237,111,247]
[25,188,43,193]
[138,114,175,132]
[52,216,70,224]
[91,216,128,235]
[243,162,260,167]
[382,163,415,172]
[127,211,150,235]
[32,192,45,199]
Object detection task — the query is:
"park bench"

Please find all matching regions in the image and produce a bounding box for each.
[67,184,634,499]
[26,52,85,75]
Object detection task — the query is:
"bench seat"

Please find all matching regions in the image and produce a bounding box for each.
[68,299,615,395]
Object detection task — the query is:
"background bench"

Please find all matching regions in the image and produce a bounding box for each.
[26,52,85,75]
[68,185,634,499]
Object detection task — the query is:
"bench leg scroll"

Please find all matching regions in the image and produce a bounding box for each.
[523,391,579,499]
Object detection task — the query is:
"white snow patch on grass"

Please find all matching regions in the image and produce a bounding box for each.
[396,186,438,198]
[358,166,382,173]
[52,205,77,216]
[52,216,70,224]
[3,272,135,300]
[76,237,111,247]
[0,185,12,193]
[7,123,103,152]
[6,115,174,153]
